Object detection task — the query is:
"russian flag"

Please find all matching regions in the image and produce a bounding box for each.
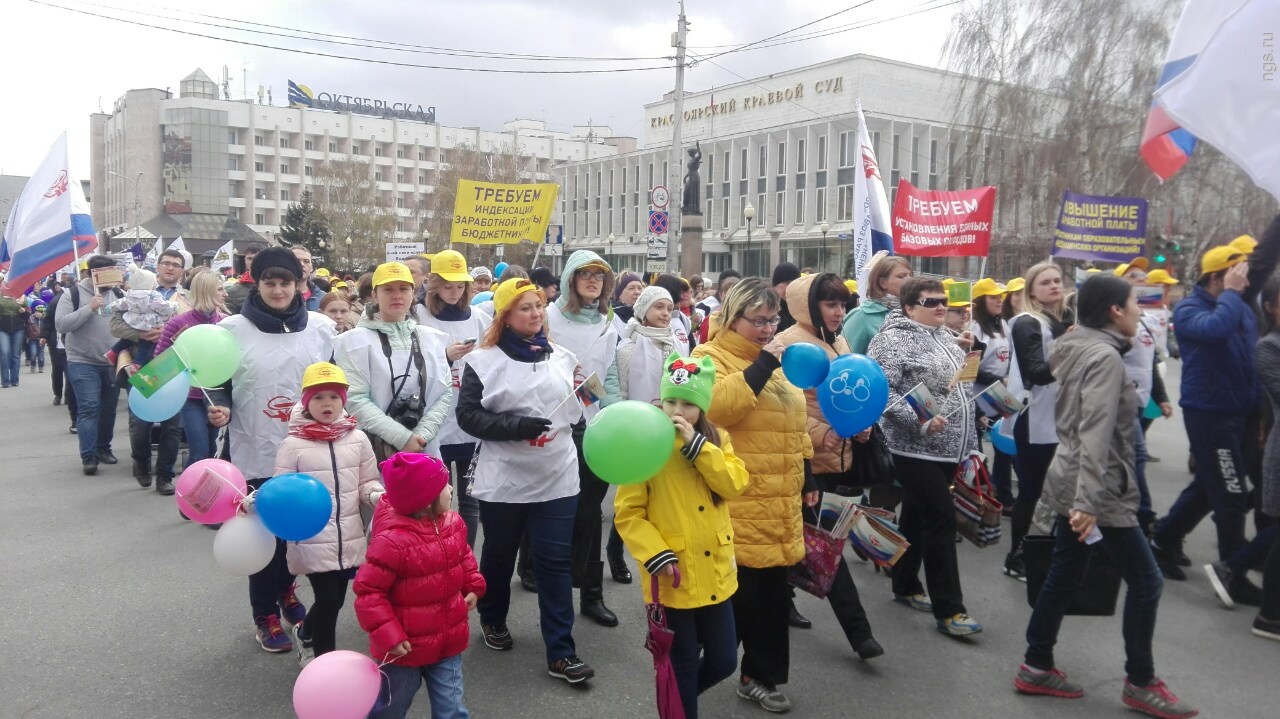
[0,133,97,298]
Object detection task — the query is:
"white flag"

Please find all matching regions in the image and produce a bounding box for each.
[851,100,893,291]
[144,237,161,269]
[210,240,235,273]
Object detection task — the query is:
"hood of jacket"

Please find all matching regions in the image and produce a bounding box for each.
[357,313,419,348]
[785,273,847,346]
[555,250,612,322]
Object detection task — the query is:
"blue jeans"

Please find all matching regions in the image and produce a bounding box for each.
[25,338,44,368]
[180,398,217,465]
[440,443,479,547]
[1025,515,1163,686]
[130,408,181,478]
[477,494,578,664]
[65,362,119,461]
[1155,409,1249,561]
[0,328,24,385]
[666,601,738,719]
[1133,415,1154,526]
[370,654,468,719]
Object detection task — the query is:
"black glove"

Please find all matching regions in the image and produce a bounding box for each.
[517,416,553,440]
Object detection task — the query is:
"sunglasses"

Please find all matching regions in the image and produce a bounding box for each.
[912,297,948,308]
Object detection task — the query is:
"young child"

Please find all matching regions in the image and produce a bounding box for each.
[614,352,750,719]
[616,286,680,404]
[271,362,383,666]
[355,452,486,719]
[26,304,46,372]
[105,268,176,367]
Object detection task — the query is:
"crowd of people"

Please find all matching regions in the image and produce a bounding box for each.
[5,225,1280,719]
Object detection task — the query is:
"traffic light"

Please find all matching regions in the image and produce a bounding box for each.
[1155,253,1167,263]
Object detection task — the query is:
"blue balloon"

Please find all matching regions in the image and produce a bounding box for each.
[470,290,494,306]
[989,418,1017,455]
[816,354,889,438]
[40,289,54,302]
[255,473,333,541]
[127,371,191,422]
[493,262,509,278]
[781,343,831,390]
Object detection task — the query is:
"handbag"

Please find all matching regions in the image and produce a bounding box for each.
[951,452,1003,548]
[818,424,895,496]
[789,522,846,599]
[1023,524,1123,617]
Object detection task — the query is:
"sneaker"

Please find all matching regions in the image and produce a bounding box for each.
[936,613,983,637]
[1204,561,1263,608]
[1122,678,1199,718]
[278,585,307,626]
[548,655,594,684]
[69,423,77,434]
[1004,551,1027,582]
[737,676,791,713]
[1013,664,1084,698]
[1252,614,1280,641]
[294,623,315,667]
[254,615,294,653]
[482,623,514,651]
[1150,541,1187,581]
[1204,562,1236,609]
[892,593,933,612]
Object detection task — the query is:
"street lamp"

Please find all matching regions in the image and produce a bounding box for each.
[607,233,616,270]
[819,221,830,273]
[743,202,756,276]
[345,236,353,273]
[108,170,144,253]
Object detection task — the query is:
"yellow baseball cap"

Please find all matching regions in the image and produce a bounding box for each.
[1230,235,1257,254]
[301,362,348,389]
[1146,269,1179,285]
[972,277,1006,299]
[1114,256,1149,276]
[1200,246,1247,276]
[1086,268,1103,274]
[314,268,332,278]
[843,279,858,294]
[372,261,415,288]
[494,278,540,314]
[1004,277,1025,294]
[430,249,472,282]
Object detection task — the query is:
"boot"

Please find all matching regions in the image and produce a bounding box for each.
[607,551,633,584]
[580,561,618,627]
[133,460,153,489]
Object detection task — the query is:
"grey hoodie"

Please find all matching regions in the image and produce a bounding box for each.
[54,280,118,365]
[1040,326,1141,528]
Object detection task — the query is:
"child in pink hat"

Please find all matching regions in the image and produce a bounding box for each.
[354,452,486,719]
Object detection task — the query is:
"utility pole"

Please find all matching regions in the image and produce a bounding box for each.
[668,0,688,275]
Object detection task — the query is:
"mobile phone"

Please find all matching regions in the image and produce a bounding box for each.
[463,337,477,345]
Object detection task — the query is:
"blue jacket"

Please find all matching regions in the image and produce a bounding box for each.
[1174,285,1258,414]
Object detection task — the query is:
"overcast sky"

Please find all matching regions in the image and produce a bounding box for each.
[0,0,961,180]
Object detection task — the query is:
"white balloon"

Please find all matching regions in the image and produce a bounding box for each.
[213,514,277,575]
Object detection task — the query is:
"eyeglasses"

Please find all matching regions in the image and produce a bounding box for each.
[575,270,605,281]
[158,261,184,269]
[912,297,948,308]
[742,315,782,328]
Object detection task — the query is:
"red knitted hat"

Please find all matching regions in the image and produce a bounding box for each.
[380,452,449,515]
[301,383,348,410]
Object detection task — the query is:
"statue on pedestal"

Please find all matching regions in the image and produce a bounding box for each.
[681,141,702,214]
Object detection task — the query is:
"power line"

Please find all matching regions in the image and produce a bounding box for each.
[687,0,951,51]
[26,0,675,74]
[692,1,882,66]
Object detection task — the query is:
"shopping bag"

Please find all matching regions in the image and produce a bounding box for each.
[1023,532,1122,617]
[952,453,1003,548]
[789,523,846,599]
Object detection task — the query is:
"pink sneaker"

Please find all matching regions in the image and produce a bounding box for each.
[1122,678,1198,719]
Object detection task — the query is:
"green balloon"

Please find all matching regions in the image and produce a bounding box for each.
[173,324,242,388]
[583,401,676,485]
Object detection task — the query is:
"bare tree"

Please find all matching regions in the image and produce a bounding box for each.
[312,159,398,273]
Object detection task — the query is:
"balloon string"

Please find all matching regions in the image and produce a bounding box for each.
[377,651,399,669]
[170,345,217,405]
[174,473,249,501]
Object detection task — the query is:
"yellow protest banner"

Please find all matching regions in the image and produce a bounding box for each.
[450,180,559,245]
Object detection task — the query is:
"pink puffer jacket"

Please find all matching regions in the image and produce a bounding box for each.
[273,404,384,575]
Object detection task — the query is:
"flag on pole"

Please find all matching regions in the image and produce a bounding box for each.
[1150,0,1280,200]
[0,133,97,298]
[851,100,893,291]
[127,242,145,264]
[144,237,161,269]
[1140,0,1250,182]
[210,240,235,274]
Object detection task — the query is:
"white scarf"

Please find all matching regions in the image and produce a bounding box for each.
[623,317,676,356]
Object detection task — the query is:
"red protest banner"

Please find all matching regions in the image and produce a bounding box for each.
[891,180,997,257]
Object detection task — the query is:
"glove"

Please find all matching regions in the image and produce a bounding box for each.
[517,416,553,440]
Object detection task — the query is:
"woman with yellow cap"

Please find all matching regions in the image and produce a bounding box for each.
[970,278,1015,508]
[456,278,597,684]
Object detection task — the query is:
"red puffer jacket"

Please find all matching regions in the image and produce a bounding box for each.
[354,502,485,667]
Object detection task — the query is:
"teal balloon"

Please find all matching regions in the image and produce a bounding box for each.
[816,354,889,438]
[989,418,1017,455]
[128,371,190,422]
[173,324,242,388]
[470,291,493,306]
[583,401,676,485]
[781,343,830,389]
[256,473,333,541]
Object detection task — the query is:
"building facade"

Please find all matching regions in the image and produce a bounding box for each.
[554,54,993,279]
[92,69,623,257]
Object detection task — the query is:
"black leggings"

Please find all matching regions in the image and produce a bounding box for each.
[1011,412,1058,555]
[303,570,350,656]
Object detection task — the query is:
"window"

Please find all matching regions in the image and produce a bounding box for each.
[910,137,920,186]
[706,199,714,228]
[621,167,627,193]
[254,135,265,146]
[304,139,314,151]
[723,150,730,181]
[329,142,338,153]
[839,132,854,168]
[418,150,428,161]
[796,139,807,173]
[254,212,266,225]
[279,137,290,149]
[777,142,787,175]
[397,148,406,159]
[419,173,427,185]
[396,197,405,209]
[740,147,748,179]
[352,142,362,155]
[948,142,957,190]
[817,135,827,171]
[757,193,766,225]
[228,157,239,171]
[397,221,405,232]
[759,145,767,177]
[816,187,827,222]
[374,171,383,182]
[795,189,805,224]
[890,134,901,189]
[706,154,714,190]
[280,189,290,201]
[254,161,265,172]
[229,207,241,220]
[228,130,239,144]
[929,139,939,190]
[722,197,730,229]
[375,146,384,157]
[872,132,881,162]
[304,165,312,177]
[647,163,654,190]
[396,173,406,184]
[837,185,854,221]
[775,192,785,226]
[280,163,290,174]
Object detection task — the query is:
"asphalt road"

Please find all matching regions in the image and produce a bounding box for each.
[1,360,1274,719]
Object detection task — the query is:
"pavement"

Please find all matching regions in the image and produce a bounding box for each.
[0,359,1275,719]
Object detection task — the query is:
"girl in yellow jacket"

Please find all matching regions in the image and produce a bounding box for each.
[615,351,750,719]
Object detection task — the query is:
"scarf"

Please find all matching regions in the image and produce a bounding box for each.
[498,327,551,363]
[622,318,676,356]
[241,291,309,334]
[289,414,358,442]
[434,303,471,322]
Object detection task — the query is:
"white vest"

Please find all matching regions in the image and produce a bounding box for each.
[413,305,492,446]
[1125,318,1158,406]
[670,312,692,356]
[546,303,617,421]
[1143,307,1171,358]
[971,320,1011,384]
[220,312,337,479]
[334,324,452,455]
[464,344,581,504]
[619,335,667,405]
[1006,313,1059,445]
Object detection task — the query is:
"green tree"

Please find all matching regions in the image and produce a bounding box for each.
[277,191,331,263]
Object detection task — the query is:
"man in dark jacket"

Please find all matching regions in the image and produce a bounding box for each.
[772,262,801,333]
[1151,246,1261,603]
[225,242,265,314]
[42,285,78,427]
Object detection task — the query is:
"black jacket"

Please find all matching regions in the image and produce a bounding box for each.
[1011,312,1073,388]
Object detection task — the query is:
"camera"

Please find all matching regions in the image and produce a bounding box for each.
[390,394,424,430]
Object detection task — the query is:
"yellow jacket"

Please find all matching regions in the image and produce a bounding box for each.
[614,433,750,608]
[692,328,813,568]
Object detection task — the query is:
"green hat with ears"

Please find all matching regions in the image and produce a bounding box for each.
[660,352,716,412]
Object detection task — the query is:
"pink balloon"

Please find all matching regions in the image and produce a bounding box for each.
[175,459,247,524]
[293,650,382,719]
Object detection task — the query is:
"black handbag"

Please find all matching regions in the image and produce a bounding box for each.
[1023,527,1123,617]
[838,424,895,491]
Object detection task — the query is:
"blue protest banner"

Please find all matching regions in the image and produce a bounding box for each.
[1051,189,1148,263]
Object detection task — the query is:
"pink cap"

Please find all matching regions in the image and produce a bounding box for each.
[380,452,449,515]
